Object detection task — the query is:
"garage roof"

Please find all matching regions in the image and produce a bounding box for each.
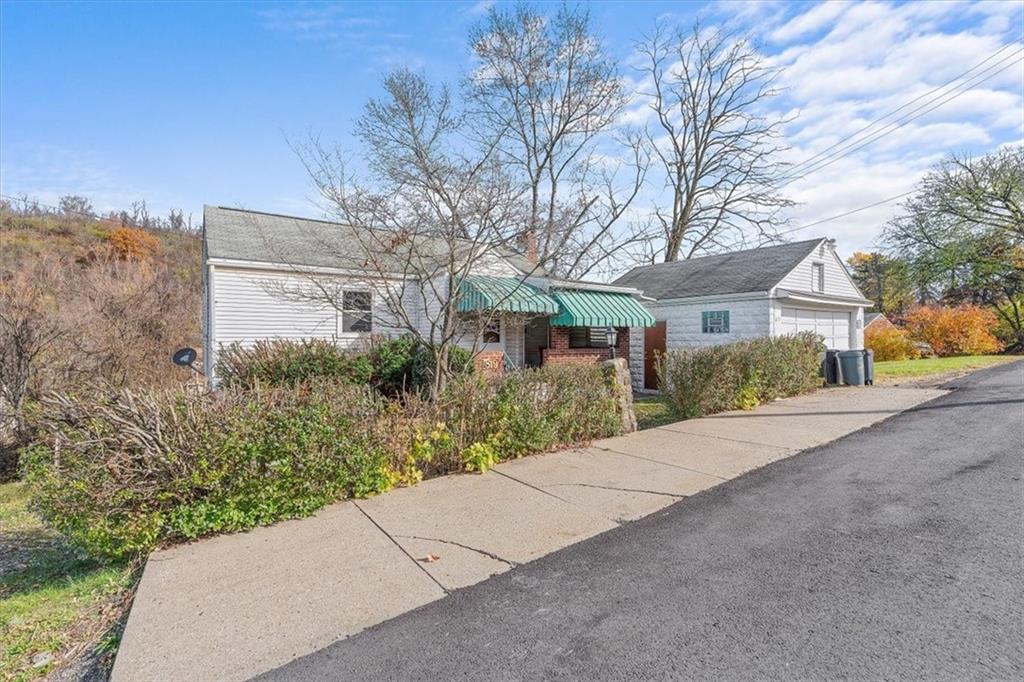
[612,239,826,301]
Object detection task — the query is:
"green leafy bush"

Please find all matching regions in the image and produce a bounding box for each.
[21,364,623,562]
[216,337,473,395]
[216,339,373,389]
[658,333,824,419]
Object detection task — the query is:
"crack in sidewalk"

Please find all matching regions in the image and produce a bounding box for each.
[396,535,519,568]
[595,447,730,481]
[352,501,451,595]
[547,482,688,499]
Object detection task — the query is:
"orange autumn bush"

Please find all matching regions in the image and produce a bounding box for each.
[106,226,160,260]
[865,325,919,361]
[903,304,1003,357]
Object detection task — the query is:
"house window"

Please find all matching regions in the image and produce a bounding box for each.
[482,319,501,344]
[341,290,372,333]
[569,327,609,348]
[812,263,825,293]
[701,310,730,333]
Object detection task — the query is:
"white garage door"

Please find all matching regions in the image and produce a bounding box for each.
[779,307,851,350]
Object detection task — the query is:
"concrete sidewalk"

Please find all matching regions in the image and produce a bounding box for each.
[112,385,946,682]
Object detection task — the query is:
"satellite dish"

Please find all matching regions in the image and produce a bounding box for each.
[172,347,198,367]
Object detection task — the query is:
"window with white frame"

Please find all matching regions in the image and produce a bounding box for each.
[812,263,825,293]
[340,290,372,333]
[701,310,729,333]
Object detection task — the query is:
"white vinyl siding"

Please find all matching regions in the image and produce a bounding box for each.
[777,242,861,298]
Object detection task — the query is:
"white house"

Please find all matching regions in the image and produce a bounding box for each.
[613,238,873,390]
[201,206,655,382]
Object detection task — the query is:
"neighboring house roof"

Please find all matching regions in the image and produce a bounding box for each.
[203,205,545,276]
[864,312,892,328]
[612,238,827,300]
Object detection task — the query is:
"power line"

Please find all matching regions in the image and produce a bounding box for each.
[780,42,1023,181]
[775,51,1024,188]
[778,189,918,237]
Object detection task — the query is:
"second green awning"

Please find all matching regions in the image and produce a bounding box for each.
[549,289,656,327]
[456,275,560,315]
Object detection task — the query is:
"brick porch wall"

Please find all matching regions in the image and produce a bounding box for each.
[542,326,630,365]
[474,350,505,377]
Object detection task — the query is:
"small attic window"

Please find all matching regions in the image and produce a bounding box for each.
[812,263,825,293]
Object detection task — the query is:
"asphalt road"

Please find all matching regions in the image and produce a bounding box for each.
[260,361,1023,681]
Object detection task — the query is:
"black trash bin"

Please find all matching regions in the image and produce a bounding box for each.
[822,349,841,384]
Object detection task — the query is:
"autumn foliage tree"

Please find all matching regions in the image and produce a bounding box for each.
[902,304,1002,357]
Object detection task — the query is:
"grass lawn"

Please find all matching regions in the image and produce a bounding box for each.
[874,355,1019,379]
[0,482,135,681]
[634,395,677,430]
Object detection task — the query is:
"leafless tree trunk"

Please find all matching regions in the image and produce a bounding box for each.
[635,23,793,262]
[466,3,649,278]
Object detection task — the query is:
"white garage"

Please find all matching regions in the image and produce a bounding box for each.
[779,307,852,350]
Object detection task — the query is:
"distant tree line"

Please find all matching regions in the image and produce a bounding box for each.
[1,193,194,232]
[848,146,1023,350]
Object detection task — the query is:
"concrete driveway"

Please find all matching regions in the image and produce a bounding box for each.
[112,383,947,681]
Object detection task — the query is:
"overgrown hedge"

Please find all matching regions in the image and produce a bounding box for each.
[20,364,621,562]
[216,337,472,395]
[657,332,824,418]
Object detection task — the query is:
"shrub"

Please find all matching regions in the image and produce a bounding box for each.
[367,336,473,396]
[21,363,623,562]
[106,227,160,260]
[903,304,1003,356]
[216,339,373,389]
[865,325,920,361]
[20,383,394,561]
[657,332,824,419]
[217,337,473,395]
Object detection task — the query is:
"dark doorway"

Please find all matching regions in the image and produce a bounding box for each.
[524,317,550,367]
[644,320,667,389]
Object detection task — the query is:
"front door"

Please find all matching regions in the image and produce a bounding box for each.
[524,317,550,367]
[644,321,667,389]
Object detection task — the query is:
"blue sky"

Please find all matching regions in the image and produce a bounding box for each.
[2,0,1022,264]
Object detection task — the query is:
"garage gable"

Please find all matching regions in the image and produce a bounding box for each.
[775,241,864,299]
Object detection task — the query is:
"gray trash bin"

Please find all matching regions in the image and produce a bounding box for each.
[862,349,874,385]
[837,350,865,386]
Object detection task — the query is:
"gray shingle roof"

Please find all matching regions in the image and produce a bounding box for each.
[612,239,826,300]
[203,205,545,275]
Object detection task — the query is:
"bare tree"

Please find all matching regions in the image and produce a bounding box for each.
[635,22,793,262]
[279,69,546,397]
[59,194,94,217]
[0,259,67,441]
[466,3,648,278]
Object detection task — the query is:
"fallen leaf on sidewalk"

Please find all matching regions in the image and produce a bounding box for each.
[419,554,441,563]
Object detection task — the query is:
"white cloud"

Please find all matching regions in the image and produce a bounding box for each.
[769,1,850,44]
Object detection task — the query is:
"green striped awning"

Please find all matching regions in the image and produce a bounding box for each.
[549,289,656,328]
[456,275,560,315]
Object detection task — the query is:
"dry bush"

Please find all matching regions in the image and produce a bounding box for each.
[865,325,920,361]
[903,304,1003,356]
[21,364,623,561]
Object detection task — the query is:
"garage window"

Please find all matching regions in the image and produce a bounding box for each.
[701,310,730,333]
